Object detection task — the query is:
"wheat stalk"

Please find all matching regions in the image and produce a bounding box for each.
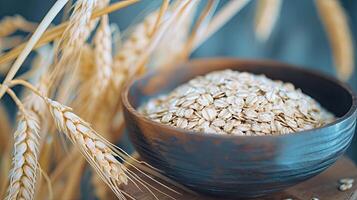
[192,0,251,51]
[0,15,37,37]
[151,0,198,68]
[0,0,139,66]
[181,0,217,60]
[23,79,49,123]
[6,111,40,200]
[254,0,282,42]
[0,0,69,101]
[315,0,354,81]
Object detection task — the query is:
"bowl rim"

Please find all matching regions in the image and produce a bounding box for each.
[122,58,357,139]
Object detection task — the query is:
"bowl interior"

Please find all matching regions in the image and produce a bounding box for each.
[127,59,354,119]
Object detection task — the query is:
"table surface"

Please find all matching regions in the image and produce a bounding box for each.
[122,157,357,200]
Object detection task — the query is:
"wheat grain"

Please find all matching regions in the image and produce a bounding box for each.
[44,98,129,199]
[254,0,282,42]
[0,15,37,37]
[6,112,40,200]
[315,0,354,81]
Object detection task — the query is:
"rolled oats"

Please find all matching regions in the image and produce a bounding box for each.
[140,70,335,135]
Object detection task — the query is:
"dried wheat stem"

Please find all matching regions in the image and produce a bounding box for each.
[149,0,170,37]
[254,0,282,42]
[23,78,49,123]
[182,0,218,59]
[130,0,197,77]
[18,45,53,80]
[0,15,37,37]
[0,0,140,66]
[5,108,40,200]
[151,1,198,69]
[0,0,69,101]
[315,0,354,81]
[193,0,251,51]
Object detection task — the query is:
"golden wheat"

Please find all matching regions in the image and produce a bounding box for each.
[89,15,112,108]
[6,111,40,200]
[59,0,97,51]
[315,0,354,81]
[152,1,198,68]
[0,15,36,37]
[192,0,251,51]
[44,98,129,199]
[254,0,282,42]
[0,1,140,66]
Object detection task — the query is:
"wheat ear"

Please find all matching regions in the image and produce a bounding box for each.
[48,0,98,104]
[7,79,177,199]
[254,0,282,42]
[90,14,112,105]
[6,111,40,200]
[315,0,354,81]
[58,0,97,51]
[44,98,129,199]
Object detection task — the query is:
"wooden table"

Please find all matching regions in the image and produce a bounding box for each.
[123,157,357,200]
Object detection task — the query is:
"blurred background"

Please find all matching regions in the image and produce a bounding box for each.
[0,0,356,160]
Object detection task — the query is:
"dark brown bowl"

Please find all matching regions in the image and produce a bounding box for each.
[122,58,357,198]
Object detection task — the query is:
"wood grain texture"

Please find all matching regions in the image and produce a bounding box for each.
[122,157,357,200]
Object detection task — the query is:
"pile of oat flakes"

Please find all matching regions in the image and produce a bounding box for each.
[140,70,335,135]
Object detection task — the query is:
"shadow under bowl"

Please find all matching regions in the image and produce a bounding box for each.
[122,58,357,198]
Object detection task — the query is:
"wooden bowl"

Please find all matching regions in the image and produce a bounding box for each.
[122,58,357,198]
